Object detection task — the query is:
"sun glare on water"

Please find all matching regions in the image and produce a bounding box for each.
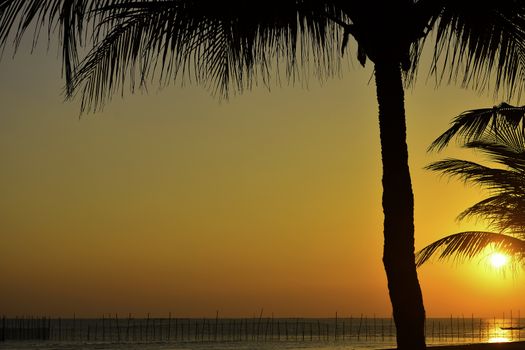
[489,252,508,268]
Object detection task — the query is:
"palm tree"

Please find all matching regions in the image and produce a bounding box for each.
[417,103,525,268]
[3,2,525,349]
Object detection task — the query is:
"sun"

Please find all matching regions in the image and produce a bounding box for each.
[489,252,509,268]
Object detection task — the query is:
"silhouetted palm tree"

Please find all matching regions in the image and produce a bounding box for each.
[417,103,525,268]
[3,2,525,348]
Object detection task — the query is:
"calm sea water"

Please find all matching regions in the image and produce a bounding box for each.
[1,317,523,350]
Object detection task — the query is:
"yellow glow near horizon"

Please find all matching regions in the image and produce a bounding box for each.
[489,253,509,268]
[3,37,525,318]
[488,337,511,343]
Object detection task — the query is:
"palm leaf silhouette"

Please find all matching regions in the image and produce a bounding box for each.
[416,231,525,267]
[4,2,525,348]
[429,103,525,152]
[418,104,525,269]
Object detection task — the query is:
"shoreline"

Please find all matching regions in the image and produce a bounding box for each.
[384,341,525,350]
[429,341,525,350]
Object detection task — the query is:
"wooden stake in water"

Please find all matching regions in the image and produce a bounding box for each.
[166,312,171,341]
[519,310,521,341]
[194,319,198,341]
[450,315,453,341]
[146,313,150,342]
[349,316,353,340]
[152,317,156,340]
[364,315,368,340]
[257,309,263,341]
[115,313,120,342]
[335,312,338,340]
[373,314,376,339]
[201,317,206,342]
[126,313,131,341]
[72,313,76,341]
[271,313,274,342]
[471,314,474,342]
[1,315,5,342]
[266,317,270,341]
[214,311,218,341]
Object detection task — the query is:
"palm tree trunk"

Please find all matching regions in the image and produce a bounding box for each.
[374,60,426,350]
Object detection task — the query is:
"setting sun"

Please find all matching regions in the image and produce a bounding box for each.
[489,253,509,268]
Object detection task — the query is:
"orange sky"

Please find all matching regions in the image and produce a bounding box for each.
[1,41,524,318]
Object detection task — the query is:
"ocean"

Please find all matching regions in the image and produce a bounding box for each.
[1,316,523,349]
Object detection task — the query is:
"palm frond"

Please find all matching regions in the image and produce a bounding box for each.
[0,0,97,94]
[457,196,525,234]
[67,0,346,112]
[426,158,524,191]
[431,1,525,101]
[428,103,525,152]
[0,0,146,95]
[416,231,525,267]
[427,136,525,234]
[463,140,525,172]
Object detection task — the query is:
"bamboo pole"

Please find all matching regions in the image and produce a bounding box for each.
[214,311,218,341]
[126,313,131,341]
[479,318,482,340]
[364,315,368,341]
[194,319,198,341]
[152,317,156,340]
[72,313,76,341]
[335,312,338,340]
[175,318,178,341]
[471,314,474,342]
[202,318,207,342]
[449,315,453,342]
[144,313,149,341]
[357,314,363,341]
[373,314,376,340]
[167,312,171,341]
[349,316,353,340]
[102,314,105,342]
[257,309,263,341]
[271,314,275,342]
[115,313,120,342]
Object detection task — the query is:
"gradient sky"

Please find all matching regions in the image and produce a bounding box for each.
[1,38,524,318]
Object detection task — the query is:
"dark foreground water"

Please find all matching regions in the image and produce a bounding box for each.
[1,317,523,349]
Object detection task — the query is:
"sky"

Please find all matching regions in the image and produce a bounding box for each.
[1,36,525,319]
